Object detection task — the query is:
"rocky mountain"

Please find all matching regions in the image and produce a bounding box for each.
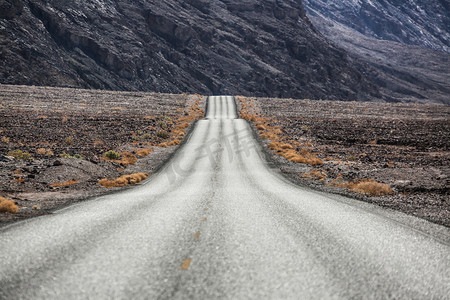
[303,0,450,104]
[304,0,450,53]
[0,0,381,101]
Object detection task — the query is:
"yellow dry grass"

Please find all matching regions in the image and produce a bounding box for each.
[301,169,327,181]
[351,180,394,196]
[0,196,18,213]
[104,152,138,166]
[330,177,393,196]
[158,140,181,148]
[98,173,149,188]
[134,148,152,157]
[36,148,54,156]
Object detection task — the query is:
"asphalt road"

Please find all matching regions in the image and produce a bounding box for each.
[1,96,449,299]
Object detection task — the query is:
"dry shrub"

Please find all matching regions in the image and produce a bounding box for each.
[119,152,138,166]
[50,180,80,188]
[65,137,74,145]
[13,177,25,183]
[301,169,327,181]
[36,148,54,156]
[352,180,393,196]
[0,196,18,213]
[159,139,181,148]
[134,148,152,157]
[8,150,33,160]
[103,151,137,166]
[99,173,148,188]
[1,136,10,143]
[330,177,393,196]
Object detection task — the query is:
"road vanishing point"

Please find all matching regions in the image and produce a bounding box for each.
[1,96,449,299]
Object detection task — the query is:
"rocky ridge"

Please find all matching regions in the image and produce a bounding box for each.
[303,0,450,104]
[1,0,379,100]
[304,0,450,53]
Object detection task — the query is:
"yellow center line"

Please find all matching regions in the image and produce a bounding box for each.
[181,258,191,270]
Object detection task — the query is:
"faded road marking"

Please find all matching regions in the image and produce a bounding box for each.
[181,258,191,270]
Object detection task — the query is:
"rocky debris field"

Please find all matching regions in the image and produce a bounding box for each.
[240,96,450,227]
[0,84,205,225]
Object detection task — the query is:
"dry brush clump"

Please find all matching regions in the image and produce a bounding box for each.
[330,176,393,196]
[103,151,137,166]
[7,150,33,160]
[0,196,18,213]
[134,148,152,157]
[36,148,54,156]
[98,173,149,188]
[301,169,327,182]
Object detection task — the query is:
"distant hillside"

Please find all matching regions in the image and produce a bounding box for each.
[0,0,380,101]
[303,0,450,104]
[304,0,450,53]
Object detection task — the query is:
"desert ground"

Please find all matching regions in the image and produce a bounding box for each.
[0,85,448,227]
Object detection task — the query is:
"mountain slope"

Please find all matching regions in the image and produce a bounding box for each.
[304,0,450,53]
[303,0,450,104]
[0,0,380,101]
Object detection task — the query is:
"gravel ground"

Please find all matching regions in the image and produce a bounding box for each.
[0,84,205,225]
[239,96,449,227]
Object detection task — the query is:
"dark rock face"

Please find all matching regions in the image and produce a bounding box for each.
[304,0,450,53]
[303,0,450,104]
[0,0,380,100]
[0,0,23,19]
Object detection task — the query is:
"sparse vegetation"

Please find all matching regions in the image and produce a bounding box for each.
[0,196,18,213]
[98,173,148,188]
[103,150,121,160]
[329,176,393,196]
[65,137,74,145]
[7,150,33,160]
[134,148,152,157]
[36,148,54,156]
[301,169,327,181]
[158,140,180,148]
[156,130,169,139]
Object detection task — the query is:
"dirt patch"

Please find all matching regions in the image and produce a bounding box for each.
[0,84,205,226]
[239,96,450,227]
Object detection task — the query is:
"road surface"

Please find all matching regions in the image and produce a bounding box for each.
[1,96,449,299]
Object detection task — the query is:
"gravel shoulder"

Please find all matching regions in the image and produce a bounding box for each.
[0,84,205,226]
[239,96,449,227]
